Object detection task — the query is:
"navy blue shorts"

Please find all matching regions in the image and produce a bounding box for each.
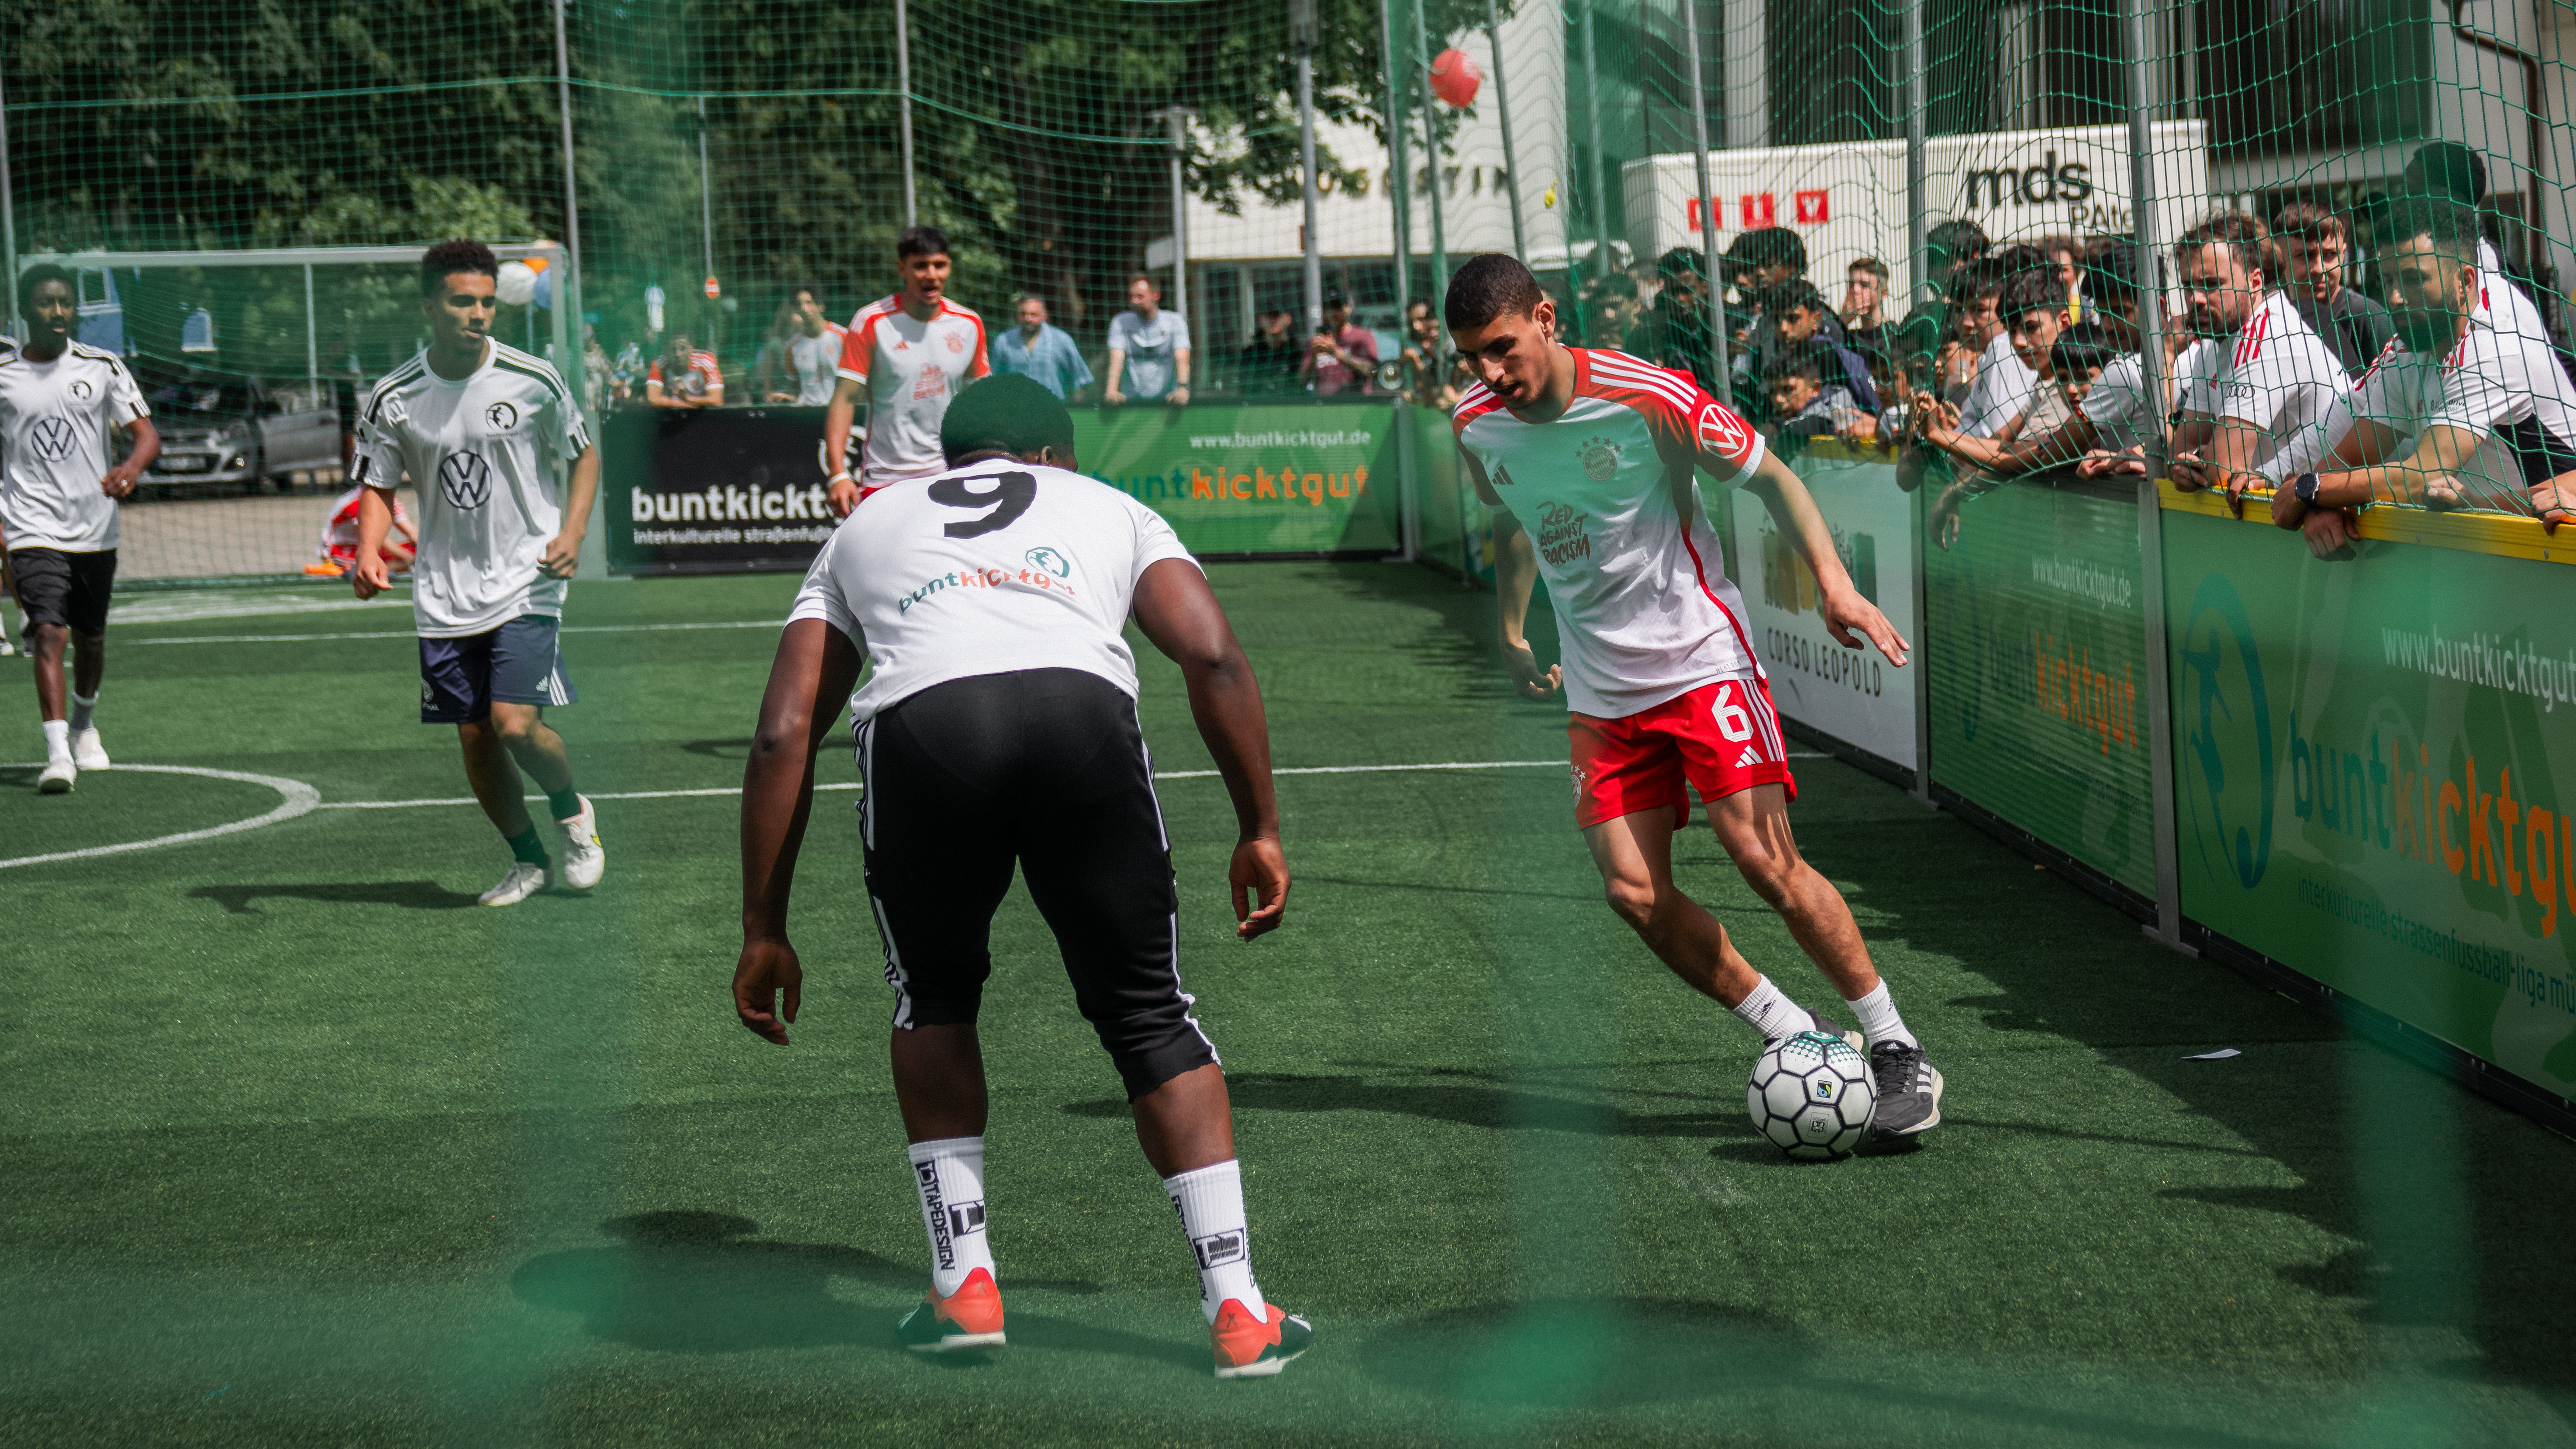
[419,615,576,724]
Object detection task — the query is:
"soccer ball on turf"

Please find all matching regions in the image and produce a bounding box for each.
[1747,1031,1877,1158]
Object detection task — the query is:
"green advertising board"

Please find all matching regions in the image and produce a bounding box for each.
[1076,402,1400,556]
[2165,496,2576,1101]
[1925,475,2155,896]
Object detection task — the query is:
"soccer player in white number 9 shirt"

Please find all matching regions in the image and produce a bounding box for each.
[2164,213,2355,521]
[821,225,990,516]
[1443,253,1945,1141]
[733,373,1313,1379]
[2270,198,2576,545]
[0,262,161,793]
[348,241,606,907]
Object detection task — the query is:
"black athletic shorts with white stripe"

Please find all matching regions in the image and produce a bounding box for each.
[856,667,1219,1100]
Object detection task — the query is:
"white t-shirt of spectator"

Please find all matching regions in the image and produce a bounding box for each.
[2211,290,2352,477]
[2078,352,2157,453]
[2172,338,2225,419]
[2346,316,2576,512]
[0,342,148,553]
[790,323,846,406]
[2473,268,2559,360]
[1959,331,2039,439]
[838,296,991,486]
[354,341,592,638]
[1108,308,1192,400]
[787,459,1198,723]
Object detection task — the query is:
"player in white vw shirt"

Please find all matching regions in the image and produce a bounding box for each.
[2271,199,2576,542]
[2165,213,2353,513]
[823,225,990,512]
[349,241,606,907]
[1442,253,1944,1140]
[735,374,1310,1379]
[0,263,159,791]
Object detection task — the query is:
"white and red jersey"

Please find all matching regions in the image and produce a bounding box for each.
[1453,347,1768,719]
[319,483,413,565]
[647,349,723,401]
[838,295,991,484]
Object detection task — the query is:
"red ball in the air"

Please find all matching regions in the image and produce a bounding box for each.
[1430,48,1482,107]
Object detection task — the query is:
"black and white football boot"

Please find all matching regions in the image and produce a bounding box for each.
[1867,1040,1944,1139]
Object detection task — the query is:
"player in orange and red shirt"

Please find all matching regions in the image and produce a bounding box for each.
[1446,253,1944,1140]
[824,225,990,513]
[645,335,724,409]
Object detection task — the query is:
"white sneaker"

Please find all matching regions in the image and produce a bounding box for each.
[478,861,549,906]
[36,756,74,794]
[0,631,14,657]
[70,727,109,771]
[554,794,605,890]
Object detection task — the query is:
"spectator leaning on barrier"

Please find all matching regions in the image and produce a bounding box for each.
[1841,257,1891,366]
[1955,251,2048,438]
[783,287,848,406]
[2269,197,2576,558]
[991,294,1094,402]
[2166,212,2353,516]
[2271,201,2395,378]
[1759,281,1879,414]
[1302,290,1378,397]
[646,332,724,409]
[1105,274,1191,406]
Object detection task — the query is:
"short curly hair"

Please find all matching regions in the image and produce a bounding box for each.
[420,239,499,298]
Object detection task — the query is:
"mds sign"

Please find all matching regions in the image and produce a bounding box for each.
[1623,120,2207,305]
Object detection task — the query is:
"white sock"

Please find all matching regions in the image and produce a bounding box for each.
[1730,974,1811,1042]
[1165,1159,1265,1325]
[42,719,71,761]
[1844,980,1920,1049]
[907,1136,994,1298]
[69,691,96,733]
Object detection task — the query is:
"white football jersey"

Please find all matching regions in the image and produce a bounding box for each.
[2348,315,2576,512]
[1452,348,1768,720]
[789,459,1197,722]
[1959,330,2040,440]
[837,296,990,485]
[2079,352,2155,452]
[353,341,592,638]
[2210,290,2352,477]
[0,341,148,553]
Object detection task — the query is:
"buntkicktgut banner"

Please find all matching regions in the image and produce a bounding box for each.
[603,402,1401,575]
[1737,452,1919,772]
[1926,476,2154,896]
[2166,504,2576,1100]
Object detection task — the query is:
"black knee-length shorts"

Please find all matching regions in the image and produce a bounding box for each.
[855,667,1219,1100]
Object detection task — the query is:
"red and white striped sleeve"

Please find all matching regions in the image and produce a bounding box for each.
[1586,349,1765,482]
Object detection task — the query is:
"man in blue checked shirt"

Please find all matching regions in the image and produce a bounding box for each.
[991,295,1095,401]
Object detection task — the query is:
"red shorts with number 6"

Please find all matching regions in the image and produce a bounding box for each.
[1567,673,1795,830]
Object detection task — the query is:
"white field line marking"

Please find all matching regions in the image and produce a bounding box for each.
[0,763,321,869]
[314,759,1574,811]
[123,619,786,647]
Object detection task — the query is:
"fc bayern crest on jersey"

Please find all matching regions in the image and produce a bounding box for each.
[1696,401,1749,458]
[30,416,76,461]
[438,451,494,509]
[1578,436,1621,481]
[485,400,519,431]
[945,332,965,353]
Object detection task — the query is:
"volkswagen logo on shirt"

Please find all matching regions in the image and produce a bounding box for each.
[30,416,77,461]
[485,400,519,431]
[438,451,495,509]
[1696,401,1749,459]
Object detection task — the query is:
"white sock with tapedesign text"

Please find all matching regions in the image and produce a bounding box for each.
[907,1136,994,1297]
[1165,1159,1265,1325]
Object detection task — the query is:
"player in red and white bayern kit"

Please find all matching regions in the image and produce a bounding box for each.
[1445,254,1944,1139]
[824,225,990,513]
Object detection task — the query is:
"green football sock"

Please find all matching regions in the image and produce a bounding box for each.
[506,825,550,866]
[546,786,582,821]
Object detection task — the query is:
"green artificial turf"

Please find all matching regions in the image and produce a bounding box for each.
[5,564,2576,1447]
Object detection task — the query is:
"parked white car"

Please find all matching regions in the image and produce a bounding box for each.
[143,379,342,490]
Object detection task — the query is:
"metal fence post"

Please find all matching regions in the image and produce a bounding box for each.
[895,0,918,227]
[1294,0,1324,332]
[0,65,16,336]
[1904,0,1926,310]
[1485,0,1527,263]
[2126,0,2186,951]
[1579,0,1610,281]
[1680,0,1725,386]
[1380,0,1413,339]
[1411,0,1451,296]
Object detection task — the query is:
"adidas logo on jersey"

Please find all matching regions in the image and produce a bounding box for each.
[1735,746,1761,769]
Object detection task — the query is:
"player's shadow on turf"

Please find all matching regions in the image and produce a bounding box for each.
[512,1211,1175,1363]
[1066,1071,1734,1138]
[190,880,481,913]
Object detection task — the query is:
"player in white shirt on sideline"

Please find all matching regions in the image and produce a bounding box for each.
[1442,253,1944,1141]
[733,374,1312,1379]
[2166,213,2355,515]
[1104,274,1193,407]
[0,263,160,792]
[2270,198,2576,546]
[349,241,606,906]
[823,226,990,514]
[769,286,846,406]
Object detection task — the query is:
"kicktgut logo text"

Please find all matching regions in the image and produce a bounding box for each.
[898,558,1082,614]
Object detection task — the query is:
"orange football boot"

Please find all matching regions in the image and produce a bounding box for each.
[1210,1298,1314,1379]
[896,1266,1006,1352]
